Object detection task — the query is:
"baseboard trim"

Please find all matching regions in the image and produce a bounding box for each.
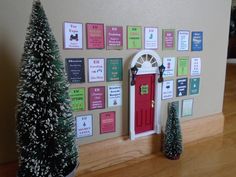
[77,113,224,175]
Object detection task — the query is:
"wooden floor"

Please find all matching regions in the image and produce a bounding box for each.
[1,63,236,177]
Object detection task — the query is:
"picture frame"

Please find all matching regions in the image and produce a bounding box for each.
[182,98,194,117]
[88,58,105,83]
[86,23,105,49]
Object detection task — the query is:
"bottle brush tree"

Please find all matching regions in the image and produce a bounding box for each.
[16,0,78,176]
[163,101,183,160]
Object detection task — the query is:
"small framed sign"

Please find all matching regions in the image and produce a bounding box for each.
[108,85,122,107]
[65,58,85,83]
[191,31,203,51]
[176,78,188,97]
[177,57,189,76]
[106,26,123,50]
[76,114,93,138]
[191,57,201,76]
[88,86,105,110]
[127,26,142,49]
[63,22,83,49]
[69,88,85,111]
[162,80,174,100]
[162,29,175,50]
[88,58,105,82]
[144,27,158,49]
[190,78,200,95]
[86,23,105,49]
[163,57,176,78]
[177,30,190,51]
[106,58,123,82]
[182,99,193,117]
[100,111,116,134]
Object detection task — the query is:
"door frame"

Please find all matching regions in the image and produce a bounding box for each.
[129,50,162,140]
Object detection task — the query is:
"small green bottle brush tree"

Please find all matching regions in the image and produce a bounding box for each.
[16,1,78,176]
[163,102,183,160]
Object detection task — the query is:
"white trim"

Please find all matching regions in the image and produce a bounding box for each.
[227,59,236,64]
[129,50,162,140]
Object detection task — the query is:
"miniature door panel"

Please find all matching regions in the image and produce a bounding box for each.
[135,74,155,134]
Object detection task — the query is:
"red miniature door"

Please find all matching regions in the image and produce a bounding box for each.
[135,74,155,134]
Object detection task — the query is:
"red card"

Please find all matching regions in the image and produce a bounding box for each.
[88,86,105,110]
[100,111,116,134]
[86,23,105,49]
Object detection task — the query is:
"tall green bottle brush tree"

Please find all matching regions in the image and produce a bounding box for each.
[16,1,78,176]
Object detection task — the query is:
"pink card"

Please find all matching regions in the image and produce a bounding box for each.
[100,111,116,134]
[86,23,105,49]
[88,86,105,110]
[163,30,175,50]
[106,26,123,50]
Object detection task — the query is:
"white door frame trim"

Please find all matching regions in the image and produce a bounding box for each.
[129,50,162,140]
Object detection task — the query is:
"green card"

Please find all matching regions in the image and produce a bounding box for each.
[69,88,85,111]
[190,78,200,95]
[127,26,142,49]
[107,58,123,81]
[178,57,189,76]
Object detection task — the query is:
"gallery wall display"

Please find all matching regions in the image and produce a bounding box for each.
[163,57,176,78]
[88,86,105,110]
[100,111,116,134]
[191,31,203,51]
[106,58,123,82]
[69,88,85,111]
[177,30,190,51]
[66,58,85,83]
[88,58,105,82]
[86,23,105,49]
[106,26,123,50]
[162,80,174,100]
[162,29,175,50]
[76,114,93,138]
[127,26,142,49]
[144,27,158,49]
[190,78,200,95]
[182,99,193,117]
[176,78,188,97]
[107,85,122,107]
[190,57,201,76]
[63,22,83,49]
[177,57,189,76]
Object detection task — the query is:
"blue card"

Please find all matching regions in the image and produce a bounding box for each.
[176,78,188,97]
[66,58,85,83]
[191,31,203,51]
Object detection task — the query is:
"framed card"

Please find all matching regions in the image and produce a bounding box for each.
[108,85,122,107]
[162,29,175,50]
[86,23,105,49]
[100,111,116,134]
[63,22,83,49]
[182,99,193,117]
[177,30,190,51]
[88,86,105,110]
[127,26,142,49]
[65,58,85,83]
[106,26,123,50]
[76,114,93,138]
[163,57,176,77]
[191,57,201,76]
[88,58,105,82]
[177,57,189,76]
[144,27,158,49]
[190,78,200,95]
[69,88,85,111]
[176,78,188,97]
[191,31,203,51]
[106,58,123,81]
[162,80,174,100]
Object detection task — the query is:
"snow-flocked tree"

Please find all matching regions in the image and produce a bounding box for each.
[16,1,78,176]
